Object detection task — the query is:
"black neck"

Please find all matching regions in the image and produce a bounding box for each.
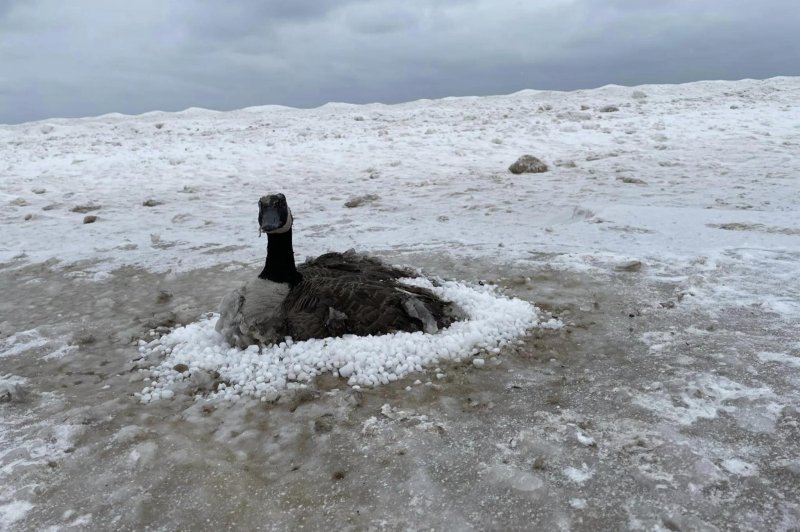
[258,229,302,286]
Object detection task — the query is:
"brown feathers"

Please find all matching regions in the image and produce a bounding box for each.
[278,250,458,341]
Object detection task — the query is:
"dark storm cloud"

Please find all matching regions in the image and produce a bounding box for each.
[0,0,797,124]
[174,0,351,43]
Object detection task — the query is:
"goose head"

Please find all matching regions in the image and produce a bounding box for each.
[258,193,293,234]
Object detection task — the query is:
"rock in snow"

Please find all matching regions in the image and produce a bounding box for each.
[71,204,102,214]
[615,260,643,272]
[0,381,28,403]
[509,155,548,174]
[344,194,380,208]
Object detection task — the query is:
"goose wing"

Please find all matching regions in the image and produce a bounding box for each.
[300,250,411,281]
[281,250,460,341]
[281,275,425,341]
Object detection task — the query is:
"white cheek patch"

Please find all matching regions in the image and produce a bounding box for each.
[267,208,293,234]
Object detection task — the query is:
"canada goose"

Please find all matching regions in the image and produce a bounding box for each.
[215,193,460,348]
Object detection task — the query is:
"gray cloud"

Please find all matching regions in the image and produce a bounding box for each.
[1,0,798,123]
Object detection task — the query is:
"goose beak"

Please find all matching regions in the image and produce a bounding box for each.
[260,205,283,232]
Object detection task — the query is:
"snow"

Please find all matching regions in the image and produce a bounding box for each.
[484,464,544,492]
[564,464,594,484]
[633,372,779,427]
[570,498,588,510]
[0,331,49,359]
[0,501,33,531]
[721,458,759,477]
[0,331,75,361]
[758,351,800,368]
[575,431,596,447]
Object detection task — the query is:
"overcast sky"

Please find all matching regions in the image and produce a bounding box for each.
[1,0,797,124]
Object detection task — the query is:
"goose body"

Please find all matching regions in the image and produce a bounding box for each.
[215,194,459,348]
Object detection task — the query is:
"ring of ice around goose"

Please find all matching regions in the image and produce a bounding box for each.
[136,278,560,403]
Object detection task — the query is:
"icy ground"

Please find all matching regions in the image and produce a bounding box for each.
[1,77,799,530]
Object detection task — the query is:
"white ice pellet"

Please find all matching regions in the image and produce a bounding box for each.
[339,363,354,378]
[473,358,485,367]
[576,431,596,447]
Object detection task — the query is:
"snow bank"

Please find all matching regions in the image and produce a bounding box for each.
[136,278,559,403]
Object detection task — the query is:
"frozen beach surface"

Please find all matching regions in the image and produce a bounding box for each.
[1,77,800,530]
